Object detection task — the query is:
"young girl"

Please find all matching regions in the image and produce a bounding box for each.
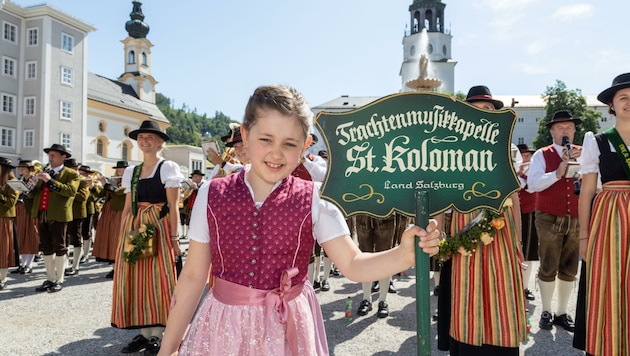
[158,85,440,355]
[578,72,630,356]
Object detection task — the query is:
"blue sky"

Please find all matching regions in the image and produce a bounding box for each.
[16,0,630,121]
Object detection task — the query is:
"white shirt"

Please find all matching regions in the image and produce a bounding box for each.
[187,165,349,245]
[526,143,566,193]
[301,153,328,182]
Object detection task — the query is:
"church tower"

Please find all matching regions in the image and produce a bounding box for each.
[400,0,456,93]
[118,1,157,103]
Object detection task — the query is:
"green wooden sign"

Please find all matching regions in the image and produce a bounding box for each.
[314,92,520,218]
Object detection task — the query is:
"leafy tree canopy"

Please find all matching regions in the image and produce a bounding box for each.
[533,80,601,148]
[156,93,239,149]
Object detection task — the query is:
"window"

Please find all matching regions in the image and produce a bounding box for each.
[192,159,203,171]
[96,138,104,156]
[98,121,106,132]
[61,67,73,85]
[128,51,135,64]
[141,52,147,65]
[0,127,15,148]
[61,33,74,53]
[60,100,72,120]
[122,142,129,160]
[517,117,525,123]
[2,56,16,77]
[517,137,525,145]
[27,28,38,46]
[3,22,17,43]
[24,130,34,148]
[60,133,71,148]
[1,93,16,114]
[24,97,36,116]
[26,61,37,80]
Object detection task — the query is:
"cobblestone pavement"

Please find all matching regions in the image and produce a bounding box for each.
[1,240,584,355]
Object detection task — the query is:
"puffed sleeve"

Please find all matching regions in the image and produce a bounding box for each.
[312,182,350,244]
[122,165,135,194]
[160,160,185,188]
[578,131,600,175]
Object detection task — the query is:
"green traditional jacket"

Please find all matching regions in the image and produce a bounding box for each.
[28,167,80,222]
[0,183,20,218]
[71,180,89,219]
[95,183,126,211]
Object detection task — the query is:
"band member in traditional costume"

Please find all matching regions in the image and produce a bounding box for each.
[517,144,538,301]
[0,157,19,290]
[79,165,97,264]
[63,158,89,276]
[29,144,79,293]
[578,72,630,356]
[181,169,205,238]
[112,120,183,355]
[12,160,40,275]
[92,161,127,278]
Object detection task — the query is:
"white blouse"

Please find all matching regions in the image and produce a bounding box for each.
[121,159,184,193]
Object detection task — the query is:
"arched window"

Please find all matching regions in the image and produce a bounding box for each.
[96,139,104,156]
[122,142,129,160]
[128,51,135,64]
[142,52,147,65]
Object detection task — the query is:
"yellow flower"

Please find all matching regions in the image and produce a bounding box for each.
[138,224,147,233]
[124,240,135,253]
[491,218,505,231]
[457,246,471,256]
[480,232,494,245]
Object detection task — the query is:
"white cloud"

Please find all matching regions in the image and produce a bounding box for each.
[474,0,541,12]
[551,4,594,21]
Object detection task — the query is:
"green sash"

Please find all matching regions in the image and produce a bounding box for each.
[130,162,169,219]
[604,127,630,180]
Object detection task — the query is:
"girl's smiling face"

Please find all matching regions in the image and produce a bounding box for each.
[242,108,311,190]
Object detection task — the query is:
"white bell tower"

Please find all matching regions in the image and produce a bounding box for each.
[400,0,456,93]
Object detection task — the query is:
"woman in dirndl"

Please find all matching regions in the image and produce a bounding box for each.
[0,157,20,290]
[13,160,39,274]
[578,72,630,356]
[111,120,183,355]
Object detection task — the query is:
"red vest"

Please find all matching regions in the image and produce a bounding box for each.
[207,171,314,290]
[534,146,579,217]
[291,162,312,181]
[519,189,536,214]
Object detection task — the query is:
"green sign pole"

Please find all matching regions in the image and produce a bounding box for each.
[414,191,430,356]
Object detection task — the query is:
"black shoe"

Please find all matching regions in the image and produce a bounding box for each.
[144,336,160,356]
[121,334,149,354]
[79,256,88,264]
[388,281,397,294]
[357,299,372,316]
[553,313,575,332]
[433,285,439,296]
[34,255,43,262]
[35,280,55,292]
[377,301,389,318]
[432,313,438,321]
[48,282,63,293]
[105,270,114,279]
[64,268,78,276]
[313,280,321,289]
[10,266,24,274]
[330,268,341,277]
[539,311,553,330]
[20,267,32,274]
[524,288,535,301]
[320,279,330,291]
[371,281,380,292]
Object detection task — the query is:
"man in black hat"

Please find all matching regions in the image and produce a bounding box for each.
[63,159,89,276]
[181,169,205,238]
[29,144,80,292]
[527,110,582,332]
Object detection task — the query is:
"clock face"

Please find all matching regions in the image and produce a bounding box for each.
[410,45,416,56]
[428,43,433,54]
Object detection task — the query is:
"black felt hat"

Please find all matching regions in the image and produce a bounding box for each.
[225,129,243,148]
[113,160,129,169]
[64,158,79,168]
[128,120,170,141]
[18,160,35,168]
[189,169,205,177]
[465,85,504,110]
[43,143,72,158]
[221,125,241,143]
[79,165,94,174]
[597,72,630,105]
[545,110,582,128]
[0,156,15,169]
[517,144,535,153]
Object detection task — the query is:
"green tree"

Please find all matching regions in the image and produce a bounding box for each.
[533,80,601,148]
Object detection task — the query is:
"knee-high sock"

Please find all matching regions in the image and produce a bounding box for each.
[72,247,82,270]
[362,282,371,301]
[144,326,165,338]
[538,279,556,312]
[140,328,152,339]
[378,277,390,302]
[307,263,314,284]
[522,261,533,290]
[43,254,55,282]
[556,279,574,315]
[433,271,441,287]
[0,268,7,281]
[322,257,332,280]
[82,239,90,259]
[54,254,66,283]
[23,254,35,268]
[313,255,321,283]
